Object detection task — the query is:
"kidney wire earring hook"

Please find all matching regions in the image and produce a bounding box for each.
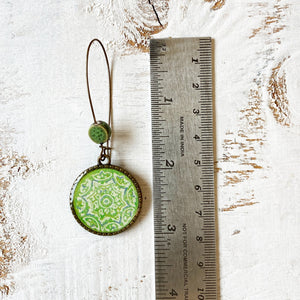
[69,39,142,236]
[86,38,112,165]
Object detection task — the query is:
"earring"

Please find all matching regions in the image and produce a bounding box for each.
[70,39,142,235]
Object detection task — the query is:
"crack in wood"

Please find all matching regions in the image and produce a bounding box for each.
[86,1,169,53]
[148,0,163,27]
[221,201,257,212]
[232,229,241,235]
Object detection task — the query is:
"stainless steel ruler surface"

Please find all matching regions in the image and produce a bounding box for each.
[150,37,217,300]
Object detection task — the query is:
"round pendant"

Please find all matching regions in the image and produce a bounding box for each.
[70,164,142,235]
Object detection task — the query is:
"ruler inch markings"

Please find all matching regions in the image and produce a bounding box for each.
[151,37,217,300]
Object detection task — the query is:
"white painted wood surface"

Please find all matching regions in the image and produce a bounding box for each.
[1,0,300,299]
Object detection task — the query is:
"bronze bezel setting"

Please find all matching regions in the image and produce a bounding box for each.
[70,164,143,236]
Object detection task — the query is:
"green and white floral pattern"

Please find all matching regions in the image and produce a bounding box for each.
[72,167,140,234]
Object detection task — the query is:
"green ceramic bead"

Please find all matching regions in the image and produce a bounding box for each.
[88,121,111,144]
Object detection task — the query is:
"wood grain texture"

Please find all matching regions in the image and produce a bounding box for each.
[85,0,169,53]
[268,57,291,126]
[0,0,300,299]
[204,0,226,10]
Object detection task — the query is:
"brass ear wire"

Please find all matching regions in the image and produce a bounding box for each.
[86,39,112,164]
[86,38,112,126]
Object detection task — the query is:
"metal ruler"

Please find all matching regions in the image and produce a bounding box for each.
[150,38,217,300]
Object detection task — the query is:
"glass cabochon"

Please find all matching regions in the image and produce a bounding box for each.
[70,165,142,235]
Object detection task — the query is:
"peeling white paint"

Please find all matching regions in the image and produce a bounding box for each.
[0,0,300,299]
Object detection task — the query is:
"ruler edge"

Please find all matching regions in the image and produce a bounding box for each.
[150,37,218,299]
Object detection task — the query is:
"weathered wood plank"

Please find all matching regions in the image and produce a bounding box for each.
[0,0,299,299]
